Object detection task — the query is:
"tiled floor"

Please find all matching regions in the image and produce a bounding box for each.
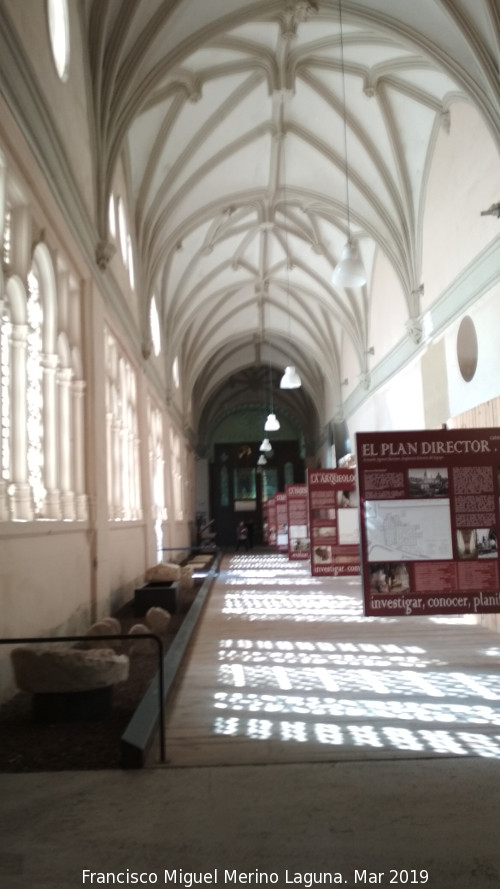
[161,552,500,767]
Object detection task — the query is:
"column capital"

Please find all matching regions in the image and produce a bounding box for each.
[57,367,74,384]
[10,323,29,345]
[41,352,59,371]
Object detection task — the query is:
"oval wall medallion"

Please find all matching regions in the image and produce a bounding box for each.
[457,316,478,382]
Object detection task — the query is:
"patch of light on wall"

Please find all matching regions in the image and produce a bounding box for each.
[421,310,433,343]
[2,207,11,268]
[150,298,161,357]
[47,0,70,82]
[117,198,128,265]
[127,236,135,289]
[108,195,116,240]
[172,355,180,389]
[154,517,163,562]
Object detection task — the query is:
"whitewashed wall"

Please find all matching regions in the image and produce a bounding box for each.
[343,100,500,447]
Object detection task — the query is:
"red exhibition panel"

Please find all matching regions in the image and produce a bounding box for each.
[356,428,500,616]
[286,483,310,560]
[307,468,360,576]
[267,496,277,547]
[275,492,288,553]
[262,500,269,545]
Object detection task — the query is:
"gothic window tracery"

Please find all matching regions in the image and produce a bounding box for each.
[104,328,142,521]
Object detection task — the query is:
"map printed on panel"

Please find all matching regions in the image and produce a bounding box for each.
[365,499,454,562]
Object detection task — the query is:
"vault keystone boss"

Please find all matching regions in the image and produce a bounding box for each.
[361,438,491,458]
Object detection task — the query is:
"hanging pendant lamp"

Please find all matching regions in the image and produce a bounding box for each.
[332,240,366,287]
[331,0,366,289]
[264,412,280,432]
[260,437,273,452]
[257,454,267,466]
[280,364,301,389]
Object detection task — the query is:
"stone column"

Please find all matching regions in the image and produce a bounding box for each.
[41,352,61,519]
[10,322,32,520]
[0,300,10,520]
[72,379,88,520]
[112,418,122,520]
[58,366,76,520]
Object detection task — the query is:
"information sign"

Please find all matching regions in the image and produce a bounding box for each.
[286,484,310,560]
[356,428,500,615]
[275,492,288,552]
[307,468,360,576]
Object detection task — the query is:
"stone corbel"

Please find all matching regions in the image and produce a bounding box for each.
[95,240,116,271]
[405,316,423,345]
[282,0,318,38]
[141,337,152,361]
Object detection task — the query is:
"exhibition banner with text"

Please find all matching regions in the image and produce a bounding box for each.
[356,428,500,616]
[275,492,289,552]
[307,468,360,576]
[286,483,310,560]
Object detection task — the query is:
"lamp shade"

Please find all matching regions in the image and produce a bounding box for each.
[264,412,280,432]
[332,241,366,288]
[260,438,272,452]
[257,454,267,466]
[280,365,302,389]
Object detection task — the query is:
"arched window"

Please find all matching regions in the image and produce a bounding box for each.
[47,0,70,82]
[150,296,161,357]
[0,300,12,519]
[26,269,45,516]
[127,235,135,290]
[108,195,116,240]
[104,327,142,521]
[2,205,11,269]
[0,157,87,523]
[172,355,180,389]
[148,400,167,559]
[169,428,183,520]
[117,198,128,266]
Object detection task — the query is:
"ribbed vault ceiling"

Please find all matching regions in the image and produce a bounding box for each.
[85,0,500,451]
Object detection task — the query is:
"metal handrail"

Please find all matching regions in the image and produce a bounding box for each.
[0,633,166,763]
